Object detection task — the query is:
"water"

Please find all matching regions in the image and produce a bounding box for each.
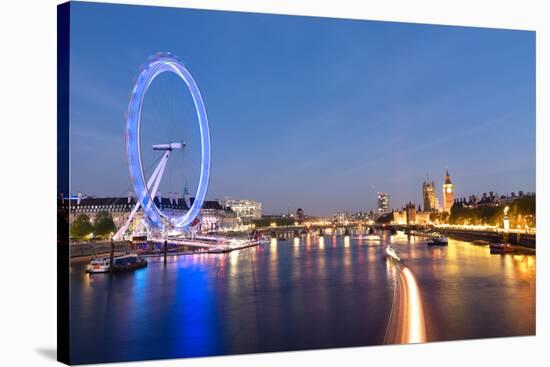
[69,234,535,364]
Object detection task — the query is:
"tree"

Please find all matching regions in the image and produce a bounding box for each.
[376,212,393,224]
[447,195,536,228]
[93,211,116,237]
[71,214,93,239]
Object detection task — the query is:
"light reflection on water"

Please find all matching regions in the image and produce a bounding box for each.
[70,234,535,364]
[344,235,350,247]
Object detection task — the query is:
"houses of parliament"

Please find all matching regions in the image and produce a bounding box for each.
[422,170,454,213]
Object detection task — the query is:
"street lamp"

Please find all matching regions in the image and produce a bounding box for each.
[503,206,510,233]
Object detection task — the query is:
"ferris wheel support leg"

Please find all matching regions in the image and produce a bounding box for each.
[144,151,170,213]
[113,151,171,240]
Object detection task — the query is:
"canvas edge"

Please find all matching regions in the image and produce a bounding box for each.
[57,1,71,365]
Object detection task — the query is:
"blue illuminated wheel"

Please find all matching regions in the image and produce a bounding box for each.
[125,53,211,229]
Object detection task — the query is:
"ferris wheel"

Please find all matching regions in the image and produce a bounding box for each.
[114,53,211,240]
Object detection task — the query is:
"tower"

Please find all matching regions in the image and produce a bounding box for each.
[377,192,390,216]
[405,202,416,226]
[442,170,454,213]
[296,208,305,221]
[422,179,436,211]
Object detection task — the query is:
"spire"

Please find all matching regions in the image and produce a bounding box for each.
[444,169,452,185]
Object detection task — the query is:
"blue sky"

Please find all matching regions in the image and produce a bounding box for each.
[69,2,535,216]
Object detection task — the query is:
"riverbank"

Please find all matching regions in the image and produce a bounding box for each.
[68,238,260,261]
[442,229,535,250]
[69,241,131,259]
[206,240,260,253]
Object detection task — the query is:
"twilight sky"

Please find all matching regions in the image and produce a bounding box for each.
[69,2,535,216]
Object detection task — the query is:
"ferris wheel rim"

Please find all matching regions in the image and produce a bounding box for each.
[125,52,211,229]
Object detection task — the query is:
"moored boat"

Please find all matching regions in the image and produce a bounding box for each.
[427,234,448,246]
[352,234,381,241]
[364,234,381,241]
[111,254,148,272]
[391,230,408,241]
[86,257,111,273]
[489,243,516,254]
[86,254,147,273]
[472,240,490,246]
[258,236,271,245]
[208,247,229,254]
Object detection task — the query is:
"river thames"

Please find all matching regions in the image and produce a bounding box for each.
[70,233,535,364]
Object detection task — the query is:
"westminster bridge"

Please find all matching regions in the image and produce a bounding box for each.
[235,222,536,249]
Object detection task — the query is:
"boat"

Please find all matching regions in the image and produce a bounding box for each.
[409,229,431,237]
[86,257,111,273]
[354,234,381,241]
[385,245,401,261]
[352,234,381,241]
[391,230,408,241]
[427,234,448,246]
[364,234,381,241]
[111,254,148,272]
[258,236,271,245]
[489,243,516,254]
[208,247,229,254]
[472,240,490,246]
[86,254,147,274]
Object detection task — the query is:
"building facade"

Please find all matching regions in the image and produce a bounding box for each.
[442,170,454,213]
[64,195,238,234]
[415,211,431,225]
[392,209,407,225]
[377,192,390,216]
[223,199,262,224]
[296,208,305,222]
[405,202,416,226]
[334,212,349,223]
[392,203,430,225]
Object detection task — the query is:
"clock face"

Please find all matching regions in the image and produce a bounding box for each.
[446,187,452,194]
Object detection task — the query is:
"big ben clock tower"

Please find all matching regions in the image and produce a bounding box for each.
[442,170,454,213]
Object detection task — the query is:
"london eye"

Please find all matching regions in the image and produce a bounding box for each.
[114,53,211,239]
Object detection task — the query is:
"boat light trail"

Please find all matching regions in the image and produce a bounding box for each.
[384,260,427,344]
[402,267,427,343]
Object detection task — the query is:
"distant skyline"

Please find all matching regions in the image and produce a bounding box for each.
[68,2,535,217]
